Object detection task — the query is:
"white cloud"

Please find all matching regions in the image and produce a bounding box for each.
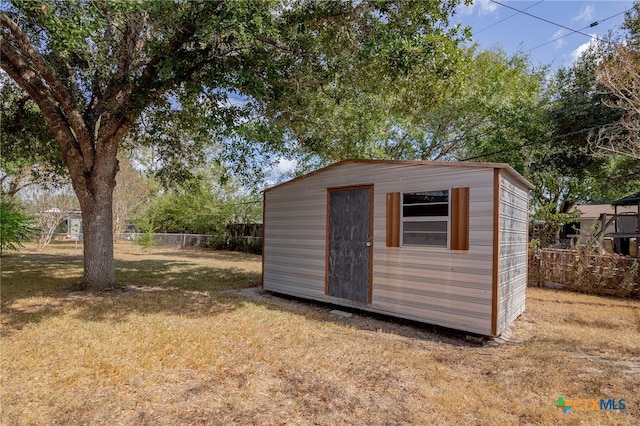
[477,0,499,16]
[262,158,298,189]
[566,37,597,65]
[274,158,297,174]
[552,29,567,49]
[571,4,594,23]
[569,42,590,63]
[458,0,498,17]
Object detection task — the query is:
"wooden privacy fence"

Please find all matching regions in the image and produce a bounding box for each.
[529,248,640,298]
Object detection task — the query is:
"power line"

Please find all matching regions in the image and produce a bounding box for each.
[526,23,597,53]
[460,124,608,161]
[527,9,630,53]
[432,96,617,162]
[473,0,544,36]
[489,0,604,44]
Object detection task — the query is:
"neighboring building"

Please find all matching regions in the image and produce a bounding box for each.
[262,159,534,336]
[570,200,639,257]
[610,192,640,257]
[568,204,635,239]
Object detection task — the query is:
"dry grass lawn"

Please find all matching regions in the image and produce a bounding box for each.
[1,241,639,425]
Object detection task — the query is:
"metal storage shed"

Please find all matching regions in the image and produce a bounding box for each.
[262,159,534,336]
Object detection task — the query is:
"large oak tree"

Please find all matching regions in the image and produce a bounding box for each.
[1,0,466,290]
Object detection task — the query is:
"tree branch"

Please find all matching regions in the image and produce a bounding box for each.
[256,36,311,60]
[1,12,95,170]
[0,39,88,191]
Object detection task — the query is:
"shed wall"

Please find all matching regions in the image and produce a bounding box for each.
[496,173,530,335]
[264,162,501,335]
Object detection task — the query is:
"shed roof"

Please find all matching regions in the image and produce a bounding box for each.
[613,191,640,206]
[265,159,535,193]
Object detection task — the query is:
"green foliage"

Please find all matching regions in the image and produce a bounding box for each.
[440,47,550,166]
[623,2,640,46]
[209,236,262,255]
[2,0,473,189]
[0,198,37,254]
[6,0,470,172]
[213,0,470,167]
[6,0,636,281]
[463,37,639,216]
[133,216,158,253]
[142,187,224,236]
[135,168,261,238]
[533,5,640,207]
[531,203,580,248]
[0,74,66,196]
[529,43,640,209]
[271,44,551,176]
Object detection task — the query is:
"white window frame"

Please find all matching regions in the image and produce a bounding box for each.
[401,189,450,248]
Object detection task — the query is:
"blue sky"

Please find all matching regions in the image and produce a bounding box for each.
[452,0,635,71]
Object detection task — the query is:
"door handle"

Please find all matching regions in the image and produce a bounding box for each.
[366,241,372,247]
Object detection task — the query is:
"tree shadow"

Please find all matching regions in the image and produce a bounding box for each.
[2,253,481,347]
[0,255,260,334]
[229,288,485,347]
[145,248,261,263]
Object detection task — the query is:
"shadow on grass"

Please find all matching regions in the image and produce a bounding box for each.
[139,248,261,263]
[0,253,260,333]
[114,258,261,291]
[0,253,85,298]
[247,289,486,347]
[2,251,484,347]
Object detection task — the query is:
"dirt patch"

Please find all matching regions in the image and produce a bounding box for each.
[573,352,640,375]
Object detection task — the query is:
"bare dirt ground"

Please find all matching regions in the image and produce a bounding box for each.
[1,241,638,425]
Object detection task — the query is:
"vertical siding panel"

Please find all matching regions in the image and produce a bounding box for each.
[325,188,330,296]
[264,186,327,298]
[368,186,375,303]
[491,169,501,336]
[496,173,531,335]
[261,193,266,287]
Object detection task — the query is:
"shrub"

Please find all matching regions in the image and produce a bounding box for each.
[133,216,158,253]
[206,236,262,254]
[0,199,37,255]
[226,237,262,254]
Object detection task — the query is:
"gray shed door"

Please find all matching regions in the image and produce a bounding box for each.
[327,186,372,303]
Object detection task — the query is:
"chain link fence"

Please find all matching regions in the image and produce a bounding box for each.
[115,232,262,253]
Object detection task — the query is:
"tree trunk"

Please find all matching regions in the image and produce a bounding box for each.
[75,159,120,291]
